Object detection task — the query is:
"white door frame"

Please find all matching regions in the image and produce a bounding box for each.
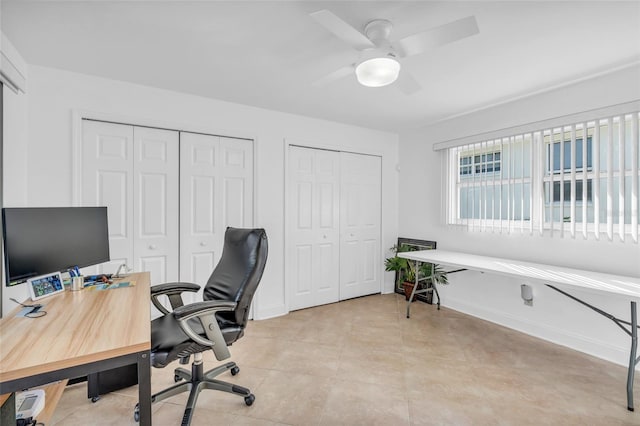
[283,138,385,313]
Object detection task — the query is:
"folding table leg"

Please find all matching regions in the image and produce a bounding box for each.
[628,301,637,412]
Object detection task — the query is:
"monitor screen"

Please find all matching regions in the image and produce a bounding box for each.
[2,207,110,285]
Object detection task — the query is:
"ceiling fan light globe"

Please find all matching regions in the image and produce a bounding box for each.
[355,57,400,87]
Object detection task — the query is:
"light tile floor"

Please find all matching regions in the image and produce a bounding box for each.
[50,294,640,425]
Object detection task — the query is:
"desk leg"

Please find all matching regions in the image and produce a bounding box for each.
[432,284,441,310]
[406,260,420,318]
[137,351,152,425]
[546,284,640,411]
[628,301,637,412]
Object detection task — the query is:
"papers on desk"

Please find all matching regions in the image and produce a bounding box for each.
[85,281,136,291]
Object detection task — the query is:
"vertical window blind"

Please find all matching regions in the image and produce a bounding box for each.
[445,108,639,243]
[449,134,533,234]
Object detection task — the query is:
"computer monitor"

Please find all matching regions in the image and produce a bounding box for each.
[2,207,111,285]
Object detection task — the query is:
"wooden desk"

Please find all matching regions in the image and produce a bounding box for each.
[0,272,152,424]
[399,249,640,412]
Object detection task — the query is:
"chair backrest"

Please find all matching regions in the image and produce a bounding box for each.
[202,227,268,327]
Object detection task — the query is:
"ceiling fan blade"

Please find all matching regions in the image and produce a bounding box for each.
[396,15,479,57]
[312,66,354,87]
[396,71,422,95]
[310,9,375,51]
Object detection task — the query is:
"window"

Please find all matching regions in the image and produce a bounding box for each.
[544,130,594,227]
[551,180,592,203]
[445,109,639,242]
[549,137,592,172]
[452,135,532,228]
[459,151,501,176]
[547,136,593,207]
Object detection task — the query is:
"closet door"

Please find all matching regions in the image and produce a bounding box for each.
[132,126,179,284]
[81,120,135,275]
[180,133,253,301]
[219,136,253,229]
[287,146,340,310]
[82,121,179,284]
[339,152,382,299]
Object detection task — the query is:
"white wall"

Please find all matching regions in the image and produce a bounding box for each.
[1,32,29,316]
[3,65,399,319]
[399,64,640,367]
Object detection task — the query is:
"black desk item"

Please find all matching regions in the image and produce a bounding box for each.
[87,363,138,402]
[2,207,110,285]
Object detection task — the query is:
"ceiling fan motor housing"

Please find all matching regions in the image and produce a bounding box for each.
[363,19,393,47]
[359,19,398,62]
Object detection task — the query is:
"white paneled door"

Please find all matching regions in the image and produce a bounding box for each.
[81,120,135,275]
[339,152,382,300]
[132,126,179,284]
[287,146,340,310]
[180,133,253,302]
[82,120,179,285]
[287,146,381,311]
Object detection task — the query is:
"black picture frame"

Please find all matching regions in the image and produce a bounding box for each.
[393,237,437,304]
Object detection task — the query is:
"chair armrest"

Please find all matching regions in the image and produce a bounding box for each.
[151,282,200,295]
[172,301,237,361]
[172,300,236,321]
[150,282,201,315]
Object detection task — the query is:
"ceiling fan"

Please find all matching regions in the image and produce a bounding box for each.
[310,10,480,94]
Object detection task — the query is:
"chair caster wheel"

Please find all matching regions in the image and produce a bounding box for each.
[244,394,255,406]
[134,404,140,422]
[91,396,100,403]
[174,374,182,382]
[230,366,240,376]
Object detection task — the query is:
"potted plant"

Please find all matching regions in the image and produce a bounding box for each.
[384,244,448,301]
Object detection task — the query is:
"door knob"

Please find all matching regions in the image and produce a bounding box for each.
[323,234,327,239]
[200,242,207,247]
[148,244,157,250]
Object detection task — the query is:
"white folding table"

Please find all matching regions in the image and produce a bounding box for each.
[398,249,640,411]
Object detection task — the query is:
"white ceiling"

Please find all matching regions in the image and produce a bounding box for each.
[2,1,639,132]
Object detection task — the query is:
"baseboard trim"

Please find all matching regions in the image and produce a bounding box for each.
[443,297,638,370]
[254,304,287,320]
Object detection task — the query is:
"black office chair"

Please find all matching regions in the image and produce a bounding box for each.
[135,227,268,426]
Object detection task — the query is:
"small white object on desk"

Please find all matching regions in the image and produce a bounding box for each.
[26,272,65,301]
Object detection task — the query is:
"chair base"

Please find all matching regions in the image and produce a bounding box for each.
[135,354,254,426]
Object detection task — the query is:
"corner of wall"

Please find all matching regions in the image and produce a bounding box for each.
[1,32,28,93]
